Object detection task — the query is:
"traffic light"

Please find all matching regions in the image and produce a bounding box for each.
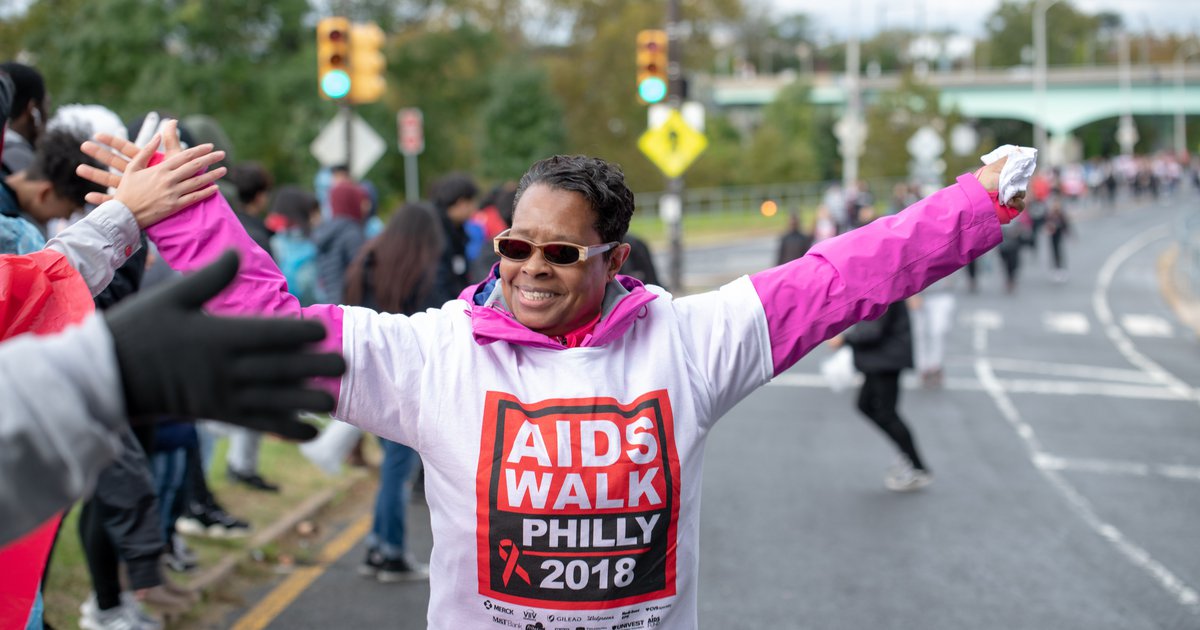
[348,22,387,104]
[636,29,668,104]
[317,17,351,100]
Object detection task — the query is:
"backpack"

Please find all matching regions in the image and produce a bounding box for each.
[270,230,319,306]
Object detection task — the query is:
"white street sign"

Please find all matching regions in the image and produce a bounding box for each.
[834,115,866,158]
[310,109,387,180]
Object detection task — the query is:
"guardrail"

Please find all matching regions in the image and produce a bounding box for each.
[634,177,909,218]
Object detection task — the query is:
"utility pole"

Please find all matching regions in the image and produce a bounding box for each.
[666,0,684,293]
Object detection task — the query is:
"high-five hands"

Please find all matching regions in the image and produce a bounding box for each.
[105,251,346,440]
[75,119,226,228]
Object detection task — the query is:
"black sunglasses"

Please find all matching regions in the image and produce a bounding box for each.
[493,230,619,266]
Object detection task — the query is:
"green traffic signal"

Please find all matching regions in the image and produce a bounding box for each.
[638,76,667,104]
[321,69,351,99]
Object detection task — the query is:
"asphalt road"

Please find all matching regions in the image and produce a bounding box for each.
[224,191,1200,629]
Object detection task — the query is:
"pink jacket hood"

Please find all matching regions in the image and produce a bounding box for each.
[459,271,659,350]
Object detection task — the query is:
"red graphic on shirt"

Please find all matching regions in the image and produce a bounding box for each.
[476,391,681,609]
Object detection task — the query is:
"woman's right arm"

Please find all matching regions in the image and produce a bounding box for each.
[145,191,346,396]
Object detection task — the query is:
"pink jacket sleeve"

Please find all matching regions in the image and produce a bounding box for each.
[751,173,1002,376]
[145,192,344,397]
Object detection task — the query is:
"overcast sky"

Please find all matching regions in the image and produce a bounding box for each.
[767,0,1200,38]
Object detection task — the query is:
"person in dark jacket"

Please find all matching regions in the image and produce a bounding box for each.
[313,180,368,303]
[621,233,660,286]
[835,300,931,492]
[776,212,812,265]
[429,172,478,303]
[226,161,274,255]
[342,202,443,582]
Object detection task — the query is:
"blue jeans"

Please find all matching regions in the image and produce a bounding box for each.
[368,438,420,560]
[151,448,188,543]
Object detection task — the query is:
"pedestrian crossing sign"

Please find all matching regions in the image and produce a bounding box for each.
[638,110,708,178]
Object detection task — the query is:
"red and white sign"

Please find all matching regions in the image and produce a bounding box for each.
[475,391,681,610]
[398,107,424,155]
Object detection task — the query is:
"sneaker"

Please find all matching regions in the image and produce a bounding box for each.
[162,547,198,573]
[885,465,933,492]
[227,469,280,492]
[170,534,198,565]
[119,593,166,629]
[358,549,429,583]
[80,594,161,630]
[377,556,430,583]
[357,548,385,578]
[176,504,251,538]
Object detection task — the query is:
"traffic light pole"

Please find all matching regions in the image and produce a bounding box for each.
[666,0,684,293]
[343,102,354,176]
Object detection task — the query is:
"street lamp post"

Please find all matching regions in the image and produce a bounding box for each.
[1033,0,1061,160]
[1175,41,1200,156]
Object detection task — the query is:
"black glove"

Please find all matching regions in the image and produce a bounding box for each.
[105,250,346,440]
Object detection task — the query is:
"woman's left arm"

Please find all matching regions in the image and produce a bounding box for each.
[752,173,1004,376]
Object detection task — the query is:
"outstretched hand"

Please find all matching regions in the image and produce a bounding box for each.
[106,251,346,440]
[974,155,1027,213]
[75,119,227,228]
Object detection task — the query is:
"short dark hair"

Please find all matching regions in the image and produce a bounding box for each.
[0,62,44,120]
[228,162,273,204]
[26,128,103,205]
[514,155,635,244]
[430,172,478,212]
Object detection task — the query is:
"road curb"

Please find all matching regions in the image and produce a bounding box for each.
[1158,244,1200,338]
[187,470,370,595]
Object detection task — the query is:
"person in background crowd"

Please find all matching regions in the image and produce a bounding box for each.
[266,185,321,305]
[1044,197,1072,283]
[812,204,838,243]
[428,172,478,303]
[1,128,102,246]
[776,211,812,265]
[469,184,516,283]
[342,202,444,583]
[621,233,660,287]
[909,270,961,389]
[832,300,931,491]
[226,161,274,254]
[313,180,368,304]
[0,61,47,177]
[998,214,1029,294]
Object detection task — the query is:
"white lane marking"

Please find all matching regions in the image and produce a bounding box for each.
[1034,454,1200,482]
[961,308,1004,329]
[769,372,1194,402]
[973,319,1200,614]
[1121,314,1174,338]
[1093,225,1197,402]
[1001,379,1190,401]
[1043,311,1091,335]
[982,357,1161,385]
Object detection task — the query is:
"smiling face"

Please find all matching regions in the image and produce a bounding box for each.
[499,184,630,338]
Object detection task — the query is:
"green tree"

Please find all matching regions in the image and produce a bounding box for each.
[859,75,975,184]
[479,62,566,181]
[743,80,820,185]
[978,0,1110,68]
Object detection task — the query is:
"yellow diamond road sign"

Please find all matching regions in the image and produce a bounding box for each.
[638,110,708,178]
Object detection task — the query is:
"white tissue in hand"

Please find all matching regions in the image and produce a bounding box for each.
[980,145,1038,205]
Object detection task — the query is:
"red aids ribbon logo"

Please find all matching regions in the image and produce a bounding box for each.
[498,539,531,586]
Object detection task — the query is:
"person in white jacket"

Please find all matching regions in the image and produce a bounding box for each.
[0,135,344,546]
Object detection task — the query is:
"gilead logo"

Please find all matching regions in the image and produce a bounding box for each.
[477,391,681,609]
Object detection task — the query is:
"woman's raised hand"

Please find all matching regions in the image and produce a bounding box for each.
[974,155,1026,213]
[75,119,228,228]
